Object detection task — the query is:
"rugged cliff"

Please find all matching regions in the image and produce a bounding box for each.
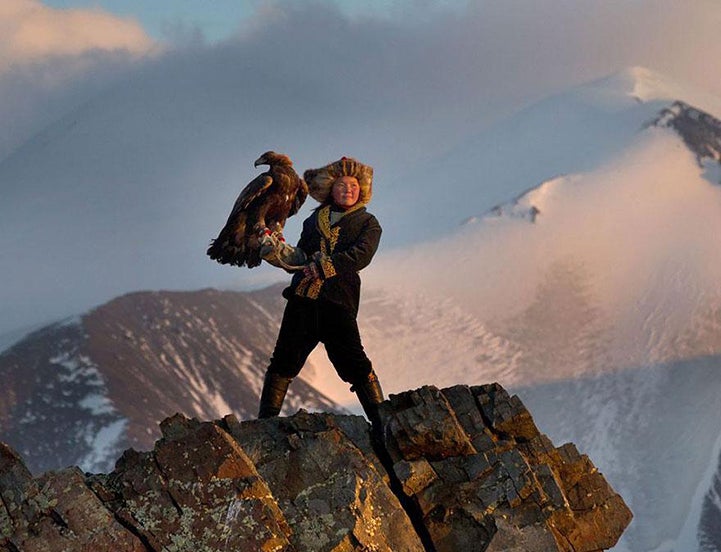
[0,384,631,552]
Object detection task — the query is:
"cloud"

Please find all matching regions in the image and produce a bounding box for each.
[0,0,155,159]
[3,0,721,161]
[4,0,721,333]
[221,0,721,138]
[451,0,721,101]
[0,0,153,71]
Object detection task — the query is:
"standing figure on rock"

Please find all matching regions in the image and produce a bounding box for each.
[258,156,384,428]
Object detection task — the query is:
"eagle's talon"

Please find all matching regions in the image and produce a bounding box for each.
[269,229,286,243]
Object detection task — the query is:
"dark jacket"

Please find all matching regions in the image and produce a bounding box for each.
[283,204,381,315]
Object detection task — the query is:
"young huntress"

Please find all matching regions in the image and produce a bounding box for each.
[258,156,384,428]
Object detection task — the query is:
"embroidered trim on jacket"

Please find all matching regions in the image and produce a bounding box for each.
[295,206,341,298]
[319,256,336,279]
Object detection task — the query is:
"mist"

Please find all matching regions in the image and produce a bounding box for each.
[3,0,721,335]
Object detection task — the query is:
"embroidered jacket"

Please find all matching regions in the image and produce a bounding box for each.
[283,204,382,315]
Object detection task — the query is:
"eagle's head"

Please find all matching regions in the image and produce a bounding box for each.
[254,151,292,167]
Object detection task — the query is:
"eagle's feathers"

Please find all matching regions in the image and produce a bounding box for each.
[207,151,307,268]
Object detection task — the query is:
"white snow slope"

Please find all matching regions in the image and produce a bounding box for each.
[302,69,721,552]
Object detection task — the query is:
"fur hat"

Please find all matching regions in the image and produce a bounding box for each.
[304,157,373,206]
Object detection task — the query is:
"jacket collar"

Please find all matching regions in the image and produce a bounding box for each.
[316,204,366,239]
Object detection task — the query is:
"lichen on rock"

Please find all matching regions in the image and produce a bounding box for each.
[0,383,632,552]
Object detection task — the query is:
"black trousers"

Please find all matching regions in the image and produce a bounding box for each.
[267,297,373,384]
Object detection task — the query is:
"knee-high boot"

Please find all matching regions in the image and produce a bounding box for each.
[258,372,292,418]
[351,370,384,430]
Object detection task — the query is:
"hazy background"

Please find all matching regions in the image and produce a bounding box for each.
[3,0,721,332]
[5,0,721,162]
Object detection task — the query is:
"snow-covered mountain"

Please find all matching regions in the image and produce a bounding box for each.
[0,286,341,474]
[384,66,721,243]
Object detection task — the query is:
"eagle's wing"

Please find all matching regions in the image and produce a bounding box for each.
[288,177,308,217]
[227,173,273,219]
[207,173,273,266]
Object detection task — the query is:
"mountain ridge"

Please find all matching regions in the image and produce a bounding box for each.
[0,286,341,474]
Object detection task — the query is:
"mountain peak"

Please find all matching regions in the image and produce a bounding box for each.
[615,66,676,102]
[575,66,688,109]
[576,66,721,119]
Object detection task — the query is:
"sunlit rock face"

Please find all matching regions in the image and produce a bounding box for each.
[378,385,632,552]
[0,383,631,552]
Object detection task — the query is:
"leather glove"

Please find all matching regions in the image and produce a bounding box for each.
[260,233,307,272]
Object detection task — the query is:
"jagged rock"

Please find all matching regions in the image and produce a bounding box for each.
[652,100,721,164]
[224,410,425,552]
[0,383,632,552]
[378,384,633,552]
[100,415,293,552]
[0,443,145,552]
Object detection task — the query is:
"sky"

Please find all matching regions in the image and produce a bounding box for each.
[41,0,256,41]
[41,0,464,42]
[4,0,721,333]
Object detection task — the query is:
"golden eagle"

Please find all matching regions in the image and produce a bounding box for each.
[207,151,307,268]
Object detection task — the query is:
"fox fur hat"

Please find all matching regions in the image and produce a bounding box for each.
[304,156,373,206]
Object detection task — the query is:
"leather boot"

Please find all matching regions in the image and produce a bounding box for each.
[351,370,384,431]
[258,372,292,418]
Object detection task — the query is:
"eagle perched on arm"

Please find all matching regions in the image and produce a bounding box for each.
[207,151,307,268]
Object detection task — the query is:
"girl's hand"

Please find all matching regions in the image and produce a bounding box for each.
[303,263,319,279]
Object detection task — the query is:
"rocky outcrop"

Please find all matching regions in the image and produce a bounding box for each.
[379,384,631,551]
[652,100,721,164]
[0,384,632,552]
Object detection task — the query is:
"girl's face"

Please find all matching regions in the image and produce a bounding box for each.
[331,176,360,209]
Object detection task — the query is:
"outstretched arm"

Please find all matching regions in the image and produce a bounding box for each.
[259,233,308,272]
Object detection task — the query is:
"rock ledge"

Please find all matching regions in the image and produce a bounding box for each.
[0,383,632,552]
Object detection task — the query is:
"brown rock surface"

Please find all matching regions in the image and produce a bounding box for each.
[0,383,632,552]
[224,410,425,552]
[379,384,633,552]
[0,443,145,552]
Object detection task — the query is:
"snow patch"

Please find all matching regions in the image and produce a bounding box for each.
[78,393,116,415]
[55,315,83,328]
[484,175,572,223]
[78,418,128,474]
[675,428,721,552]
[246,298,278,323]
[51,353,104,386]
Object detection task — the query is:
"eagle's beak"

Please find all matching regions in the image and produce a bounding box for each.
[254,156,265,168]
